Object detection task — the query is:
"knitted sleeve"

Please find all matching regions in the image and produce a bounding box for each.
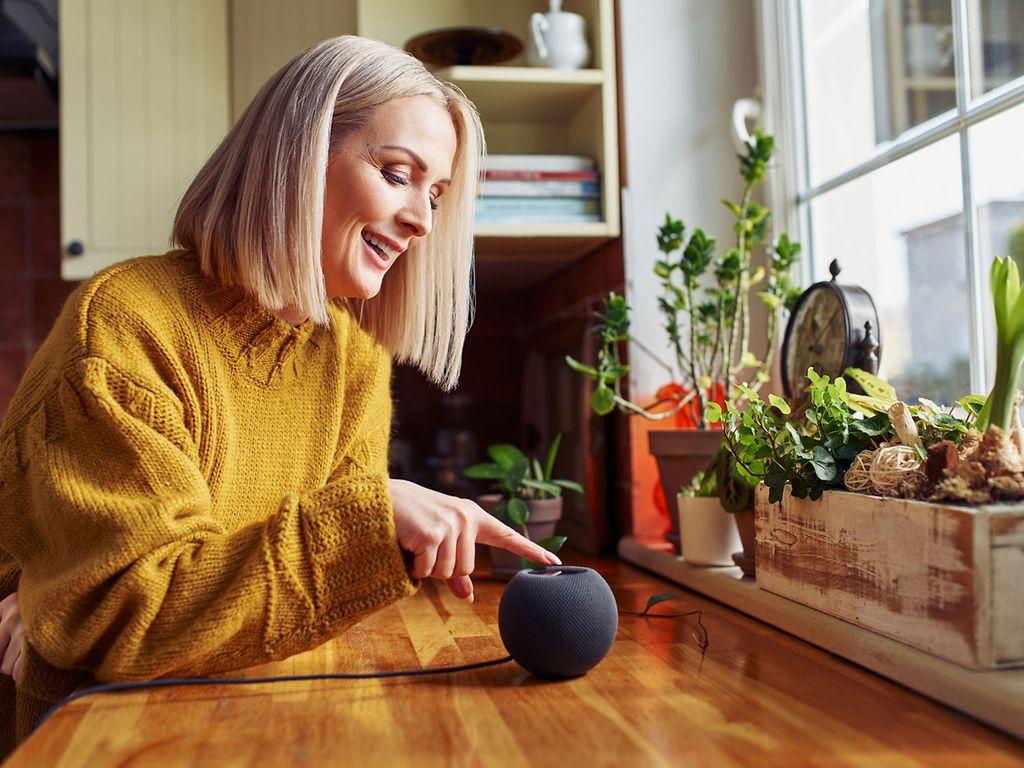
[2,355,417,683]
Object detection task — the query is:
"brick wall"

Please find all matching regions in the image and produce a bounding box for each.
[0,131,80,418]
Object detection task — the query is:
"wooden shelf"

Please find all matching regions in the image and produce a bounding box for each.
[903,75,956,89]
[432,65,604,85]
[618,535,1024,741]
[475,221,616,238]
[431,65,604,122]
[473,231,615,293]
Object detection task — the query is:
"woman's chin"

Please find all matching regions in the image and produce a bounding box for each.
[352,274,385,300]
[326,267,387,300]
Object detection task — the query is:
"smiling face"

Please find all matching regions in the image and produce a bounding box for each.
[320,94,457,301]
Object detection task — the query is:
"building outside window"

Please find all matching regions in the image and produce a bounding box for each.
[769,0,1024,403]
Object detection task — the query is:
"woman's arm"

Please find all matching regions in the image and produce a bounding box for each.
[2,356,416,683]
[0,593,24,683]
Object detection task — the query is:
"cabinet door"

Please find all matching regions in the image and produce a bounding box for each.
[230,0,356,121]
[60,0,230,280]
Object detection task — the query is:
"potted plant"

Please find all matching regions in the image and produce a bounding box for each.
[463,434,583,579]
[673,445,755,570]
[703,258,1024,667]
[676,447,748,566]
[567,129,802,553]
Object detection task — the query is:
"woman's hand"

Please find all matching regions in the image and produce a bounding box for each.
[0,593,25,684]
[388,479,561,602]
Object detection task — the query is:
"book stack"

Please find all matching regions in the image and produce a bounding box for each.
[476,154,601,226]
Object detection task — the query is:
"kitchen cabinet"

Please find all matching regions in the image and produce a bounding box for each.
[60,0,230,280]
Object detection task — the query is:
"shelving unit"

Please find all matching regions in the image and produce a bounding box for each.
[881,0,1024,141]
[357,0,620,291]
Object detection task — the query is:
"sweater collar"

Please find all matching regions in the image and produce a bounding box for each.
[183,259,332,387]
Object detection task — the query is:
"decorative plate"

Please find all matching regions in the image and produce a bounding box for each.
[405,27,523,67]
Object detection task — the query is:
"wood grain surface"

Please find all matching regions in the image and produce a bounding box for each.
[8,550,1024,767]
[755,486,1024,668]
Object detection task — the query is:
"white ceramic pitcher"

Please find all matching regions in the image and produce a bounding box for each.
[526,0,590,69]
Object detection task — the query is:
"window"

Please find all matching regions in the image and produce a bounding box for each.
[769,0,1024,403]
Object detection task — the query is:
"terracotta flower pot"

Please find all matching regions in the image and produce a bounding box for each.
[649,430,722,553]
[478,494,563,580]
[676,493,741,566]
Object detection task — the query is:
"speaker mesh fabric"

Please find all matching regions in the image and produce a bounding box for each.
[497,566,618,678]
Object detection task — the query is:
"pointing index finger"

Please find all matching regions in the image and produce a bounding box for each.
[477,513,561,564]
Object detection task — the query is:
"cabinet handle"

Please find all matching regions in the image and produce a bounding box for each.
[67,240,85,256]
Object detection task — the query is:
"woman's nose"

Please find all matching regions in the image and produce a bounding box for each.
[397,194,432,239]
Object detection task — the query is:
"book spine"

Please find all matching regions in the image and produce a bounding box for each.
[476,214,602,225]
[484,155,596,172]
[484,170,600,181]
[480,180,600,198]
[476,197,600,216]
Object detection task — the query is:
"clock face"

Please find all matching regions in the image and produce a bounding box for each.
[785,286,848,391]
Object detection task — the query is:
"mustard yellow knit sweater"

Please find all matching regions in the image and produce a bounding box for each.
[0,250,418,757]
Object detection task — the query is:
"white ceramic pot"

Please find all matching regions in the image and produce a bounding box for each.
[677,494,742,567]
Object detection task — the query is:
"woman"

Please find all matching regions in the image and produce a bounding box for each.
[0,35,558,756]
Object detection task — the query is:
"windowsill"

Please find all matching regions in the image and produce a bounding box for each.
[617,535,1024,740]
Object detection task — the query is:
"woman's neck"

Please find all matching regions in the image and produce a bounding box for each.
[270,305,308,327]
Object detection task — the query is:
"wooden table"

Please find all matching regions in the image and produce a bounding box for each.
[10,550,1024,767]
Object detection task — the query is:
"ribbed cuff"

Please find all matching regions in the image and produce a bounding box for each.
[271,475,417,654]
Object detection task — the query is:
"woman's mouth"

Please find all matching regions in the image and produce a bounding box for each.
[361,231,398,270]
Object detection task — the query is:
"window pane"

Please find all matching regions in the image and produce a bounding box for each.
[808,135,967,404]
[968,0,1024,98]
[802,0,957,186]
[970,101,1024,387]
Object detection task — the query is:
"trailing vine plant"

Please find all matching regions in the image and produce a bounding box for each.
[567,130,802,428]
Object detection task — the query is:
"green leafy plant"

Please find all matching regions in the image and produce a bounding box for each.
[707,370,891,503]
[680,469,716,499]
[463,435,582,565]
[567,130,802,427]
[464,434,584,525]
[843,367,980,453]
[708,367,981,503]
[977,256,1024,432]
[678,446,754,513]
[564,293,631,417]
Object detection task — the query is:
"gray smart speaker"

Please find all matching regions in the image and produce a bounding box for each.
[497,566,618,678]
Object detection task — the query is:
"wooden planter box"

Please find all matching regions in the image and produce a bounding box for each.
[754,485,1024,669]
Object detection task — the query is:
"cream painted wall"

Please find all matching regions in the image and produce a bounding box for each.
[618,0,760,538]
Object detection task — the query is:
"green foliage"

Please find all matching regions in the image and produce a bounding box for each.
[569,128,802,433]
[566,293,631,416]
[680,440,754,513]
[708,368,892,503]
[739,129,774,186]
[680,469,717,498]
[912,398,975,448]
[463,434,583,527]
[657,212,685,254]
[760,234,802,313]
[978,256,1024,432]
[520,535,568,569]
[707,367,982,502]
[638,593,681,616]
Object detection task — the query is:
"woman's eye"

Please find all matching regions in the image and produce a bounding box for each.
[383,167,439,211]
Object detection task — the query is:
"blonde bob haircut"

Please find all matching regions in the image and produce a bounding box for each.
[172,35,485,391]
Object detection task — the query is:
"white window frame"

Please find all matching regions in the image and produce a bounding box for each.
[756,0,1024,395]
